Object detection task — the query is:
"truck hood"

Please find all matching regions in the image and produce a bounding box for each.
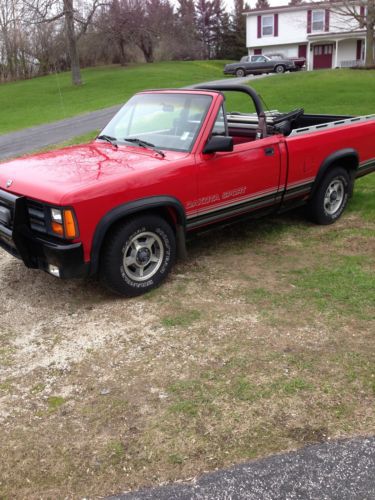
[0,142,186,205]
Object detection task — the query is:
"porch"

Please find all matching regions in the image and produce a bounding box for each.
[307,31,366,70]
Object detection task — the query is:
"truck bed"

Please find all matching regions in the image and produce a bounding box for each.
[227,111,375,140]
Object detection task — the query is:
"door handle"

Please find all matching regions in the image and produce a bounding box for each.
[264,147,274,156]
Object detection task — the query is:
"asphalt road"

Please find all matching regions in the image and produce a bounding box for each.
[0,74,266,161]
[109,437,375,500]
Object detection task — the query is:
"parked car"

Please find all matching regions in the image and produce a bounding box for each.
[266,53,306,70]
[223,55,297,77]
[0,85,374,296]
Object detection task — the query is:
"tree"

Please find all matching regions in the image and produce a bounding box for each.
[329,1,374,66]
[195,0,225,59]
[232,0,249,59]
[255,0,270,9]
[174,0,200,59]
[0,0,28,81]
[24,0,105,85]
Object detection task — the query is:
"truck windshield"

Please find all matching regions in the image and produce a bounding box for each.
[99,93,212,153]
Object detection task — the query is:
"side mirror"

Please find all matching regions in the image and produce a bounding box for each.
[203,135,233,154]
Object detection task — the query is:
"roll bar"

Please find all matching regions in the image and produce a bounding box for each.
[192,84,267,139]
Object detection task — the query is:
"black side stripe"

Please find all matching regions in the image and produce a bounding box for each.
[187,192,282,230]
[356,159,375,178]
[283,182,314,201]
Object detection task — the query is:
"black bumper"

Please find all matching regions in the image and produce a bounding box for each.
[0,193,89,279]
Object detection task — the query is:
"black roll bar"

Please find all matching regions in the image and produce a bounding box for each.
[192,84,267,138]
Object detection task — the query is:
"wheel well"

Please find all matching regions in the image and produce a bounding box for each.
[311,151,359,199]
[91,205,185,275]
[329,156,358,172]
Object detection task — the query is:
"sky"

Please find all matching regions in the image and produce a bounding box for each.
[224,0,289,13]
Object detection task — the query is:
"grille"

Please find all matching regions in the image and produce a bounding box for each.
[0,193,15,230]
[27,199,47,234]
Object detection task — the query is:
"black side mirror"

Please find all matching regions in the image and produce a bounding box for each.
[203,135,233,154]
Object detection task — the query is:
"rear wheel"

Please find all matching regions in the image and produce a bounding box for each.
[274,65,285,74]
[235,68,246,77]
[99,215,176,296]
[307,167,351,225]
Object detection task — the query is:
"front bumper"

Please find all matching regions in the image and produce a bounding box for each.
[0,192,89,279]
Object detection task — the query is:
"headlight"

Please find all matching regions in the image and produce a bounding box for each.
[50,207,78,239]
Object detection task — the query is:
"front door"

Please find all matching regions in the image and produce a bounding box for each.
[187,107,282,230]
[313,44,333,69]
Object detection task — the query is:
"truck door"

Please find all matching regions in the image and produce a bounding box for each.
[188,105,283,229]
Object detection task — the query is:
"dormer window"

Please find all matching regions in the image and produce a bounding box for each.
[312,10,325,31]
[262,15,274,36]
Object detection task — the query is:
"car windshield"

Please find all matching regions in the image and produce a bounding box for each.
[99,93,212,153]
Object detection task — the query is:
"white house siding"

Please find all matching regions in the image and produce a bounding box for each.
[336,40,357,64]
[258,44,300,58]
[247,10,308,49]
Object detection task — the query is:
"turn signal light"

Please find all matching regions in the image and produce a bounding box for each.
[51,221,64,236]
[63,209,77,239]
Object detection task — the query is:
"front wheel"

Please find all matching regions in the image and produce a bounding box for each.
[99,215,176,296]
[274,65,285,74]
[307,167,351,225]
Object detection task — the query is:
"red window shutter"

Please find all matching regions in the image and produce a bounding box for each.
[307,10,312,33]
[325,9,330,32]
[360,6,365,27]
[274,13,279,37]
[356,40,362,60]
[257,15,262,38]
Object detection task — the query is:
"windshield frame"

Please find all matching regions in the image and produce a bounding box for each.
[98,91,214,154]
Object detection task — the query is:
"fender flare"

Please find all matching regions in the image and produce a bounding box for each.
[310,148,359,199]
[90,196,187,275]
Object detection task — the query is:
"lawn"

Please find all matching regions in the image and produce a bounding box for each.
[1,63,375,134]
[0,61,228,134]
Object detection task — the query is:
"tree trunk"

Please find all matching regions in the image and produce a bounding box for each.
[139,35,154,63]
[119,39,127,66]
[63,0,82,85]
[365,27,374,66]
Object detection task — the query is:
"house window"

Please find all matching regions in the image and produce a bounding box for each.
[262,15,274,36]
[312,10,324,31]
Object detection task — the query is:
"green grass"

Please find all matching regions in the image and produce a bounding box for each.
[221,69,375,115]
[0,61,228,134]
[347,174,375,220]
[1,63,374,134]
[250,69,375,115]
[161,309,201,328]
[290,256,375,318]
[47,396,65,411]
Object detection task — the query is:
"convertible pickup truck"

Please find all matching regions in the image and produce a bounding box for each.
[0,85,374,296]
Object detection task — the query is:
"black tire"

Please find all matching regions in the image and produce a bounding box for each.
[99,215,176,296]
[307,167,351,225]
[274,65,285,74]
[235,68,246,77]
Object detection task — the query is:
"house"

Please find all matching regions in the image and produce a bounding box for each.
[245,2,368,70]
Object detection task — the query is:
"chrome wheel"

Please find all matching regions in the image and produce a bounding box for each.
[122,231,164,282]
[324,179,345,215]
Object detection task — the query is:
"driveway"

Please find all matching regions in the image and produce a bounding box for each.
[110,437,375,500]
[0,74,269,161]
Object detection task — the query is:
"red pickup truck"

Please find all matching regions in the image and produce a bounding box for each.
[0,85,374,296]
